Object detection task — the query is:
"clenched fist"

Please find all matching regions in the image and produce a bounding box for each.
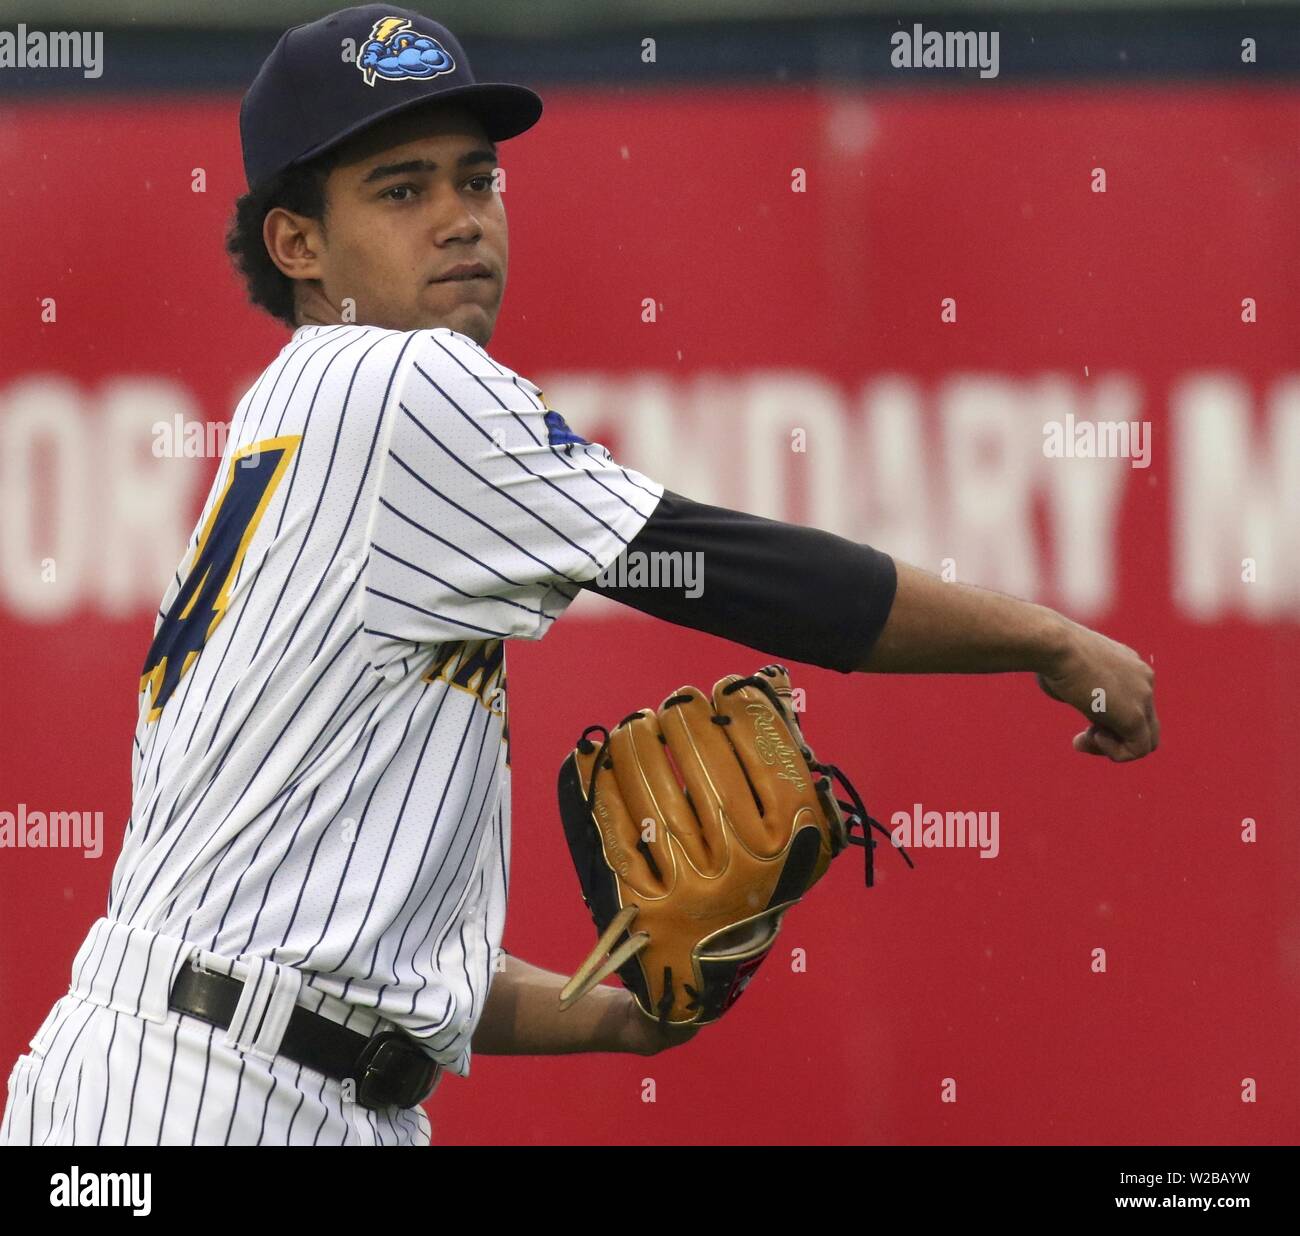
[1036,620,1159,762]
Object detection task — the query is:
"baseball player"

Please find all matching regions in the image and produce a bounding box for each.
[1,6,1157,1147]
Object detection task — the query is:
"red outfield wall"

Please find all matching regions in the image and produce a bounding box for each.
[0,87,1297,1144]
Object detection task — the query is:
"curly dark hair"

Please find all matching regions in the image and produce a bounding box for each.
[225,150,341,330]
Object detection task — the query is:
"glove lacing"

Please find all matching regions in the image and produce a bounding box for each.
[813,760,914,887]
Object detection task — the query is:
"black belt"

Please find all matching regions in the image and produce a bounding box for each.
[169,964,438,1111]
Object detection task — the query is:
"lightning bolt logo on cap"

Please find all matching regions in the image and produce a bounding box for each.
[358,15,456,88]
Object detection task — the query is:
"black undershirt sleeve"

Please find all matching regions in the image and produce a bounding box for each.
[578,489,898,675]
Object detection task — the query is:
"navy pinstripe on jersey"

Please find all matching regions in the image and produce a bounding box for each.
[107,324,663,1078]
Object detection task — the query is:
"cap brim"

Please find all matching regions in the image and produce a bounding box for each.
[289,82,543,172]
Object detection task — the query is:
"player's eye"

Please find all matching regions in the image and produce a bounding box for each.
[381,184,419,202]
[467,173,496,193]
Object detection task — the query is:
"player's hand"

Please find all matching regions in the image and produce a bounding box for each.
[619,992,703,1055]
[1036,620,1159,762]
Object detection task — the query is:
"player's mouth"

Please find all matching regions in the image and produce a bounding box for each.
[431,262,493,284]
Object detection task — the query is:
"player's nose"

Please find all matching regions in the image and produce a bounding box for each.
[430,188,485,239]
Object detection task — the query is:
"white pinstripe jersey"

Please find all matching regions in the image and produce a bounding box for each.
[112,324,663,1078]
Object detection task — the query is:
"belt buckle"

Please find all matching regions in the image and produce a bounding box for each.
[354,1030,438,1111]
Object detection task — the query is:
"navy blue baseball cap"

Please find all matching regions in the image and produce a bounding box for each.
[240,5,543,192]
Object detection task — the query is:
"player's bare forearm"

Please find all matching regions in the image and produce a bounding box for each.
[859,561,1160,761]
[471,952,696,1056]
[860,561,1070,674]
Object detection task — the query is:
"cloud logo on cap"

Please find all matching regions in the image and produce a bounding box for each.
[358,16,456,87]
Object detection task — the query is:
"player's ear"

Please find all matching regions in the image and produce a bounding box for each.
[262,206,326,282]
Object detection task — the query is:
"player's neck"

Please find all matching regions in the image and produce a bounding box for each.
[294,284,346,329]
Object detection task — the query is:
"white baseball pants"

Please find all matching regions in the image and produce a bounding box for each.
[1,917,436,1146]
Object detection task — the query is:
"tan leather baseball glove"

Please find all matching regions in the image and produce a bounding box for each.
[556,664,910,1028]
